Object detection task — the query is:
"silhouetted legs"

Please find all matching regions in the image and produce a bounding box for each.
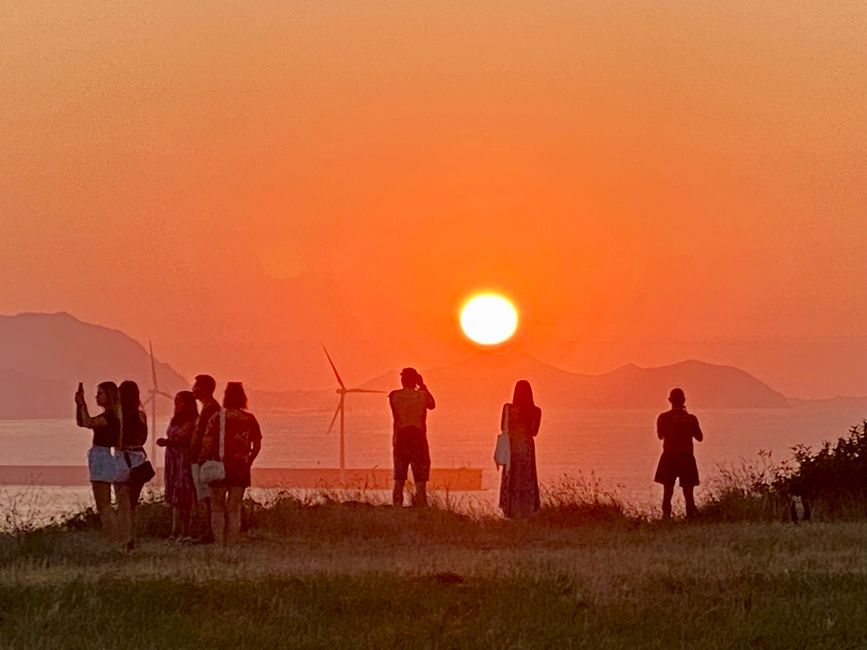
[662,483,698,520]
[393,480,427,507]
[170,505,191,539]
[413,481,427,508]
[393,480,405,506]
[115,483,133,549]
[683,485,697,519]
[91,481,115,541]
[211,486,245,545]
[661,483,675,519]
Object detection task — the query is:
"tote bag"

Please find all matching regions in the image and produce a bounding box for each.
[199,410,227,484]
[493,405,511,468]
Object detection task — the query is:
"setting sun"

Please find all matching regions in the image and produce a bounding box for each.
[460,293,519,345]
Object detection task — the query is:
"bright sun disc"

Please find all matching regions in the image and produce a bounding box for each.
[460,294,519,345]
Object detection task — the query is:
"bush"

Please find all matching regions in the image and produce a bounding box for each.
[703,421,867,522]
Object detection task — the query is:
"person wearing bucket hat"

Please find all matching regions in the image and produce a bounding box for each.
[388,367,436,507]
[654,388,703,520]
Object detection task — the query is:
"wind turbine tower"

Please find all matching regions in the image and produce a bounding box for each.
[323,347,386,478]
[143,342,174,469]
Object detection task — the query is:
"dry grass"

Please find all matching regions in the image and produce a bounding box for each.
[1,489,867,648]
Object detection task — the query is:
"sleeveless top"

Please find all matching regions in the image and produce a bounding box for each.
[92,410,120,448]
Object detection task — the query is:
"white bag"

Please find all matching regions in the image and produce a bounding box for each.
[494,432,510,468]
[493,404,511,468]
[200,409,226,484]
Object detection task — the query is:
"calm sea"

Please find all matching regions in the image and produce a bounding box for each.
[1,403,864,525]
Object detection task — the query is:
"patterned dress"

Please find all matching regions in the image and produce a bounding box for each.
[498,403,542,518]
[164,419,197,508]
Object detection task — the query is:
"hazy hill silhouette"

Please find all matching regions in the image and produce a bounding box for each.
[0,312,187,419]
[360,352,791,411]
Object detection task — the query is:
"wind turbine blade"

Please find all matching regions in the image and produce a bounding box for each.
[157,390,173,399]
[322,346,346,390]
[143,395,154,406]
[346,389,388,394]
[326,401,341,435]
[149,341,159,391]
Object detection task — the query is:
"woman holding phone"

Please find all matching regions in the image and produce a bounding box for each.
[74,381,120,539]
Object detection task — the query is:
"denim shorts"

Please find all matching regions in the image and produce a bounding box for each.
[87,445,118,483]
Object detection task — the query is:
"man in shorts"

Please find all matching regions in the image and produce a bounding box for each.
[190,374,221,542]
[654,388,703,520]
[388,368,436,507]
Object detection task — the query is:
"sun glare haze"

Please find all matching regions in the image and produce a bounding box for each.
[460,293,519,346]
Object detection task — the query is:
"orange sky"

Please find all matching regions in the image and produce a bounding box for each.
[1,2,866,396]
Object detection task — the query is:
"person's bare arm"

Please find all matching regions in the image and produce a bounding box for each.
[248,416,262,466]
[418,377,435,410]
[530,407,541,437]
[693,416,703,442]
[76,403,108,429]
[656,414,666,440]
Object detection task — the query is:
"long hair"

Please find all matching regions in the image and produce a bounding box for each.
[171,390,199,426]
[223,382,248,410]
[512,380,535,409]
[119,380,144,445]
[97,381,120,411]
[119,380,141,413]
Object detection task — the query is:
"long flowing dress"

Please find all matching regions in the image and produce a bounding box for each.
[498,403,542,518]
[164,419,197,508]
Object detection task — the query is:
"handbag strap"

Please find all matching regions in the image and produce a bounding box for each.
[218,409,226,461]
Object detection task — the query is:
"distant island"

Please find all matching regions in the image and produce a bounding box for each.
[0,312,806,419]
[0,313,187,419]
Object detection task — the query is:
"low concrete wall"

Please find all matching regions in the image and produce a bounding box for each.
[0,466,484,491]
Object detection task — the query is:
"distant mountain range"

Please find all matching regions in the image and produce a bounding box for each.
[0,312,815,419]
[0,313,187,419]
[357,352,792,411]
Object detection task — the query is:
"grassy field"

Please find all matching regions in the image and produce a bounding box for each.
[1,496,867,649]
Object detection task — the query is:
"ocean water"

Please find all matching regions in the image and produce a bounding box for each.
[1,403,864,524]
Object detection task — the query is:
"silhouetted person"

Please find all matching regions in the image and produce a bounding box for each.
[654,388,703,519]
[74,381,120,540]
[190,374,220,543]
[116,380,149,550]
[389,368,435,507]
[201,382,262,545]
[157,391,198,540]
[498,380,542,519]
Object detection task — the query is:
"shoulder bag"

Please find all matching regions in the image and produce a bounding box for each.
[199,409,227,484]
[493,404,511,468]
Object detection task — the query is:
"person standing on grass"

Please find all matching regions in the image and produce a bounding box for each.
[388,367,436,507]
[115,380,150,550]
[190,374,220,543]
[498,380,542,519]
[157,390,198,540]
[75,381,121,540]
[654,388,703,520]
[201,382,261,545]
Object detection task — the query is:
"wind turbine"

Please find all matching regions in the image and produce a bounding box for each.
[143,341,174,469]
[323,347,387,478]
